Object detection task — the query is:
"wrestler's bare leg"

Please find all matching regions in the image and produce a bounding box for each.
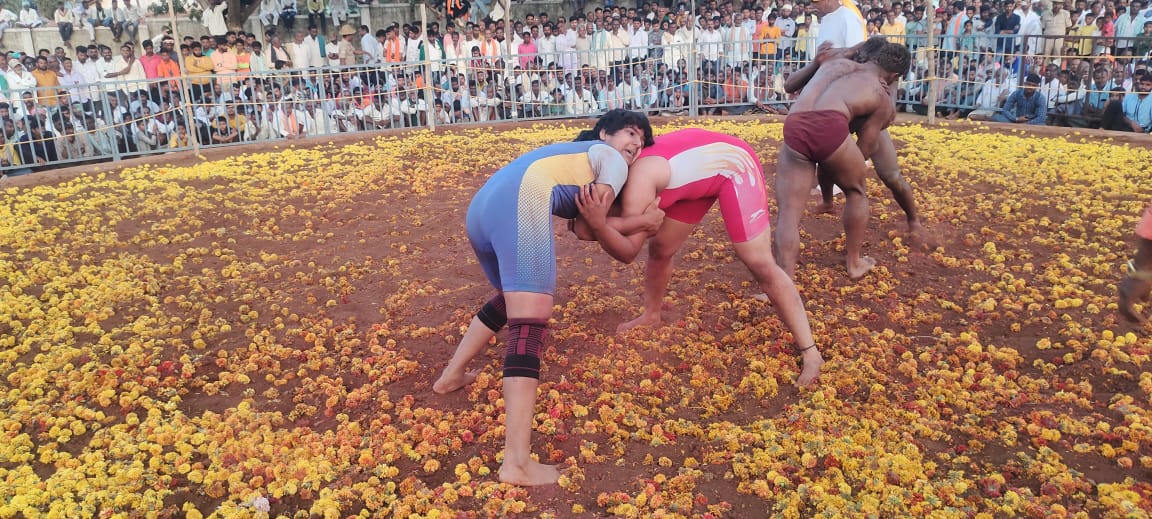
[822,136,876,279]
[618,218,697,333]
[871,130,924,237]
[774,142,819,279]
[498,291,561,487]
[733,229,824,386]
[816,166,836,214]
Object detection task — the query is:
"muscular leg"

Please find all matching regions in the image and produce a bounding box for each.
[870,130,922,235]
[617,218,697,333]
[497,291,559,486]
[732,230,824,386]
[773,142,818,279]
[816,165,835,214]
[822,136,876,279]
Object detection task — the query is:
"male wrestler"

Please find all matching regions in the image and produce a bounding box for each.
[775,39,911,279]
[785,0,924,239]
[573,128,825,387]
[432,110,662,486]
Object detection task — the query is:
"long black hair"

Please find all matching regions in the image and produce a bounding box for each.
[573,109,655,147]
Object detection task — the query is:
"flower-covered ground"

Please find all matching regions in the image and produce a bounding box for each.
[1,119,1151,518]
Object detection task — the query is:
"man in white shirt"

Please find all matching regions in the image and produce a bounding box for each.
[1015,0,1043,56]
[1113,3,1141,54]
[565,74,596,115]
[290,30,314,70]
[815,0,866,48]
[203,0,228,37]
[698,17,725,69]
[1038,62,1066,109]
[76,46,102,104]
[777,4,798,58]
[627,17,648,60]
[358,26,381,65]
[538,23,558,66]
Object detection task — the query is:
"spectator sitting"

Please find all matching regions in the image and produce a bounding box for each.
[54,2,75,45]
[1121,72,1152,132]
[991,73,1047,125]
[16,119,57,166]
[17,1,43,29]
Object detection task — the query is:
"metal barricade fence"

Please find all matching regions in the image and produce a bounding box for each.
[3,31,1150,174]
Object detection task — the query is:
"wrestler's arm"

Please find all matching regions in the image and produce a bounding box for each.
[855,89,895,159]
[577,161,662,264]
[784,42,862,94]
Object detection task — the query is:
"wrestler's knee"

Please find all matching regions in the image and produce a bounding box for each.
[503,318,548,379]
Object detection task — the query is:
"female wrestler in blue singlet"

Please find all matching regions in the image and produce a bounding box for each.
[433,109,660,486]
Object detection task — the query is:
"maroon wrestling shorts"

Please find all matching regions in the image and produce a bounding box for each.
[782,110,851,164]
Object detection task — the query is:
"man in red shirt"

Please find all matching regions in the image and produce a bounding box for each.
[139,39,162,79]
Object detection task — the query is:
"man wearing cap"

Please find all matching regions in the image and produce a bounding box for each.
[1041,0,1073,59]
[778,4,797,60]
[992,73,1047,124]
[337,25,357,66]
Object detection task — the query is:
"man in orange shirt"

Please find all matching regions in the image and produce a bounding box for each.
[756,13,782,70]
[155,50,181,89]
[31,56,62,107]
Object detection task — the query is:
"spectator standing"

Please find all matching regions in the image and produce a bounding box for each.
[994,3,1022,57]
[58,57,86,104]
[106,43,145,102]
[31,56,62,108]
[185,42,214,100]
[305,25,325,68]
[211,36,237,75]
[1115,3,1143,55]
[336,25,356,66]
[777,4,797,60]
[139,39,161,78]
[1042,0,1073,58]
[203,0,228,37]
[6,60,37,96]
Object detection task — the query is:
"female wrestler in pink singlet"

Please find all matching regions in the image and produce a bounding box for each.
[573,128,825,387]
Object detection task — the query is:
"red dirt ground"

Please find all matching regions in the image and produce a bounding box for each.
[3,115,1150,517]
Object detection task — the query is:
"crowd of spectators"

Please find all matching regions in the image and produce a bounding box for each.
[1,0,1151,173]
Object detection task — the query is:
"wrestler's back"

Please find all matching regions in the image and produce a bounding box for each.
[789,59,888,120]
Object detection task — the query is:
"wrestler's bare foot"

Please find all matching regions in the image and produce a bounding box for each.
[847,256,877,280]
[797,348,825,387]
[617,312,661,333]
[499,460,561,486]
[432,368,480,394]
[815,202,836,214]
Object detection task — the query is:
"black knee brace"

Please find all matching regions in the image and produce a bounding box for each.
[503,318,548,379]
[476,293,507,332]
